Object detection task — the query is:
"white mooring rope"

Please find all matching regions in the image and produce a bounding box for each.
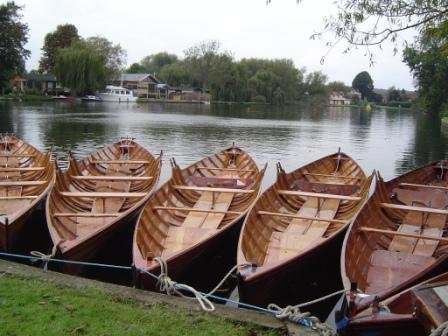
[154,257,215,312]
[268,288,347,336]
[430,321,448,336]
[30,244,58,271]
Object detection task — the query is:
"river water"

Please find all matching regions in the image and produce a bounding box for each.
[1,101,447,187]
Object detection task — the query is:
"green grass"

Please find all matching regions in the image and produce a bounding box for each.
[0,274,280,336]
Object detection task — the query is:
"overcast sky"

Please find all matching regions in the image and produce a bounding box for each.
[14,0,417,90]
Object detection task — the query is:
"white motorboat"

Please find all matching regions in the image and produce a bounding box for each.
[97,85,137,102]
[81,95,102,102]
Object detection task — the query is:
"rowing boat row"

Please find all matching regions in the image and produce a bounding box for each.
[1,133,448,335]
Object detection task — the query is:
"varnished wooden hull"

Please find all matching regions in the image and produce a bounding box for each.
[46,139,161,273]
[133,145,265,291]
[341,160,448,317]
[0,134,55,251]
[344,272,448,336]
[237,151,371,308]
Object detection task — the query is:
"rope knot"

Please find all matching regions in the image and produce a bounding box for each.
[30,244,58,271]
[152,257,215,312]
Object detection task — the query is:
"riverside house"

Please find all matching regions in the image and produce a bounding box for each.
[111,73,167,99]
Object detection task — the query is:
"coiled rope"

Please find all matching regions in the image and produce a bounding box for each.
[268,288,346,336]
[430,321,448,336]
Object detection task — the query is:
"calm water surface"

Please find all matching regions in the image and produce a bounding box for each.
[1,101,447,188]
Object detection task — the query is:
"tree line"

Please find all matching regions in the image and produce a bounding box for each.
[1,1,443,114]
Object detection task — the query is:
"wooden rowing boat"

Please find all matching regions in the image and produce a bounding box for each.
[133,144,266,290]
[0,134,55,251]
[340,160,448,320]
[237,150,372,307]
[46,138,161,271]
[345,272,448,335]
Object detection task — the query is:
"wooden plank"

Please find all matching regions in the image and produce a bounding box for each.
[380,203,448,215]
[173,185,254,193]
[182,191,214,227]
[195,166,256,173]
[305,198,339,237]
[91,160,149,165]
[153,206,242,215]
[0,181,46,186]
[60,191,147,198]
[201,192,234,229]
[414,212,446,257]
[71,175,152,181]
[278,189,361,201]
[358,226,448,243]
[0,167,45,172]
[257,210,348,224]
[302,172,361,180]
[0,195,38,200]
[53,212,120,217]
[400,183,448,191]
[0,154,35,157]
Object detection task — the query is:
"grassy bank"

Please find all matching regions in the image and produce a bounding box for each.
[0,274,280,336]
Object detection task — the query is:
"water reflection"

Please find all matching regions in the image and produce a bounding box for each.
[1,101,447,185]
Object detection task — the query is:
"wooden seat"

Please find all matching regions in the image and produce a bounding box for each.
[71,175,152,181]
[0,167,45,172]
[154,206,242,215]
[189,176,253,188]
[53,212,120,217]
[302,172,361,180]
[90,160,150,164]
[366,250,435,293]
[173,185,254,193]
[60,191,147,198]
[380,203,448,215]
[400,183,448,191]
[278,189,361,201]
[291,179,359,195]
[195,166,256,173]
[0,154,35,157]
[0,181,47,186]
[393,187,448,209]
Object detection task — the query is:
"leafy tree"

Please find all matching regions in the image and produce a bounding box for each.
[352,71,374,100]
[39,24,80,73]
[403,25,448,116]
[126,62,149,73]
[158,61,191,87]
[304,71,328,96]
[184,40,229,89]
[141,52,178,76]
[54,41,106,95]
[0,1,30,91]
[327,81,349,94]
[248,69,279,103]
[387,86,404,102]
[85,36,127,80]
[293,0,448,62]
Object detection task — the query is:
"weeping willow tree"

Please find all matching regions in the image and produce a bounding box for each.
[54,41,106,95]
